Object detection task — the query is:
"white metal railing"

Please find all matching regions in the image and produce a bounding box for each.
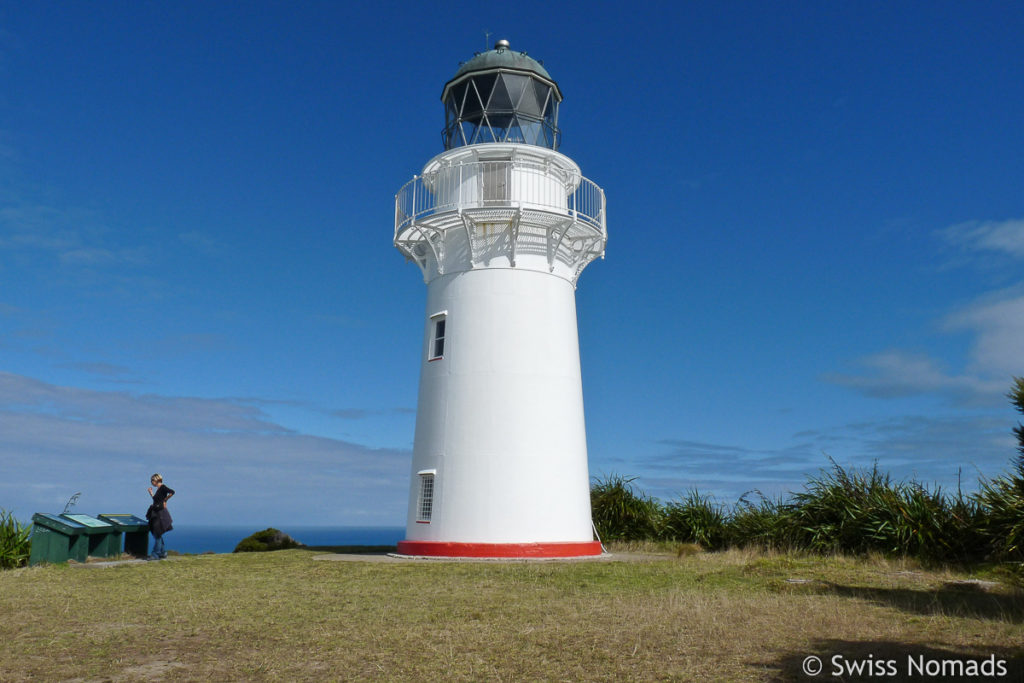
[395,158,605,239]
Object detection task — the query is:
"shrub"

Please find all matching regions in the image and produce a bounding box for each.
[590,475,663,542]
[787,460,883,554]
[971,376,1024,564]
[728,493,795,551]
[1010,376,1024,472]
[233,528,303,553]
[587,464,1010,564]
[0,510,32,569]
[974,470,1024,562]
[943,489,987,561]
[782,459,964,559]
[661,489,727,550]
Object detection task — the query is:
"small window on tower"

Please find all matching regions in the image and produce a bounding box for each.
[429,314,446,361]
[417,473,434,523]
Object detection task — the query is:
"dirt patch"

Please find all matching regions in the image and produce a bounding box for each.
[61,660,186,683]
[117,660,188,680]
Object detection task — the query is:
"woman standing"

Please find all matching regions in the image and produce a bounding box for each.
[146,473,175,560]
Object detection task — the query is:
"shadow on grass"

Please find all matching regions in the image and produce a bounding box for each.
[764,640,1023,682]
[814,582,1024,623]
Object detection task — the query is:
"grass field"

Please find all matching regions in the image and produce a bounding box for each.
[1,546,1022,682]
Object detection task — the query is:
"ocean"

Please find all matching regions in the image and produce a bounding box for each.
[163,526,406,555]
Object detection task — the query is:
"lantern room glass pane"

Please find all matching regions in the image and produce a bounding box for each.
[463,81,483,117]
[445,100,457,130]
[448,123,462,147]
[503,74,528,109]
[488,113,513,141]
[517,79,541,117]
[471,74,496,109]
[450,82,468,112]
[488,75,513,111]
[506,121,525,143]
[534,82,551,114]
[475,122,496,143]
[520,120,541,145]
[542,92,554,120]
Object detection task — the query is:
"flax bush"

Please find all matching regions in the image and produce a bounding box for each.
[972,376,1024,575]
[589,464,995,564]
[727,493,796,550]
[661,489,728,550]
[783,461,981,562]
[0,509,31,569]
[974,469,1024,562]
[590,475,663,542]
[786,460,898,555]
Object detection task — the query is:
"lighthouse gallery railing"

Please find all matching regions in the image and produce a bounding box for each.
[395,159,606,240]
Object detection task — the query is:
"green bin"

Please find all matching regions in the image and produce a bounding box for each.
[98,514,150,557]
[30,513,90,565]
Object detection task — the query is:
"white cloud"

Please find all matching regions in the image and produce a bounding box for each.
[797,413,1016,489]
[0,204,148,269]
[826,218,1024,406]
[944,289,1024,379]
[0,371,410,526]
[624,413,1016,505]
[55,361,139,381]
[823,350,1006,404]
[942,218,1024,259]
[58,246,148,267]
[623,438,822,503]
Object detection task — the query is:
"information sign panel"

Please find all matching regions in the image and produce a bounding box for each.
[97,516,148,528]
[36,513,85,530]
[97,514,148,527]
[61,514,113,528]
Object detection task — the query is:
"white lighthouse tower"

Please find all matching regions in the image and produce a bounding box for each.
[394,40,606,558]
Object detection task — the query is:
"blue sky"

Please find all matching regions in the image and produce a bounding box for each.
[1,2,1022,527]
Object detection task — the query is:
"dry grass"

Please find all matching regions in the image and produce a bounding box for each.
[1,548,1021,681]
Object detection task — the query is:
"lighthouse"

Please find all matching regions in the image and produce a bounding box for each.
[394,40,607,558]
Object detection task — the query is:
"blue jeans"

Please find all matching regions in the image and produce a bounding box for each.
[151,533,166,559]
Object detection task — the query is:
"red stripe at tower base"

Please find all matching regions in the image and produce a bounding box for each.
[396,540,603,558]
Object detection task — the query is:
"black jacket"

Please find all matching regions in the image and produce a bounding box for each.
[147,485,175,535]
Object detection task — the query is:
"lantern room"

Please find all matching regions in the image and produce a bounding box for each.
[441,39,563,150]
